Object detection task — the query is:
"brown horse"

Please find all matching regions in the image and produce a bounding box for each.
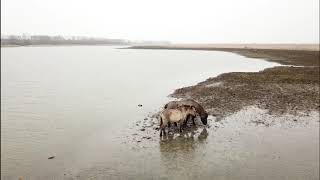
[159,105,197,136]
[164,99,208,125]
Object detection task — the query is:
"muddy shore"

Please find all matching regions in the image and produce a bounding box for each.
[129,45,319,118]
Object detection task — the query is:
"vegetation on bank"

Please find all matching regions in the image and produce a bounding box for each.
[1,35,129,46]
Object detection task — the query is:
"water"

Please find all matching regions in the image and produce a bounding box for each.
[1,46,318,180]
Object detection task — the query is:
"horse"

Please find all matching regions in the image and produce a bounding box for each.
[159,105,197,137]
[164,99,208,125]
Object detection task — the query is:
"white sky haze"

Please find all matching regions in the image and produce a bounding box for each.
[1,0,319,43]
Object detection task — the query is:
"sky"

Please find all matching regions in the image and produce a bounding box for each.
[1,0,319,43]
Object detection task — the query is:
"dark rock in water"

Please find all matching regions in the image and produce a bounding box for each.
[144,118,148,120]
[138,104,143,107]
[137,140,141,143]
[142,136,152,139]
[293,119,298,122]
[140,128,145,131]
[48,156,55,159]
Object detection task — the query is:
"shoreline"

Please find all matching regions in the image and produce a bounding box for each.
[128,43,320,51]
[129,45,320,118]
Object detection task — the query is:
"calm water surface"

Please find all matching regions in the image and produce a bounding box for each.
[1,46,318,180]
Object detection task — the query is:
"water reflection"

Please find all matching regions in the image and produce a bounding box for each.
[197,128,208,142]
[160,127,208,150]
[159,127,208,174]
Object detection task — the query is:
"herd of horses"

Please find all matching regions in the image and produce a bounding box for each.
[159,99,208,137]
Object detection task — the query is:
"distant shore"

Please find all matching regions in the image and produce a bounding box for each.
[1,44,128,48]
[129,44,320,118]
[129,43,319,51]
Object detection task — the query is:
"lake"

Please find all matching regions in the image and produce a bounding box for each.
[1,46,318,180]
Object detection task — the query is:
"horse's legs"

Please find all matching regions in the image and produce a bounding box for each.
[183,115,188,127]
[160,122,167,137]
[174,122,178,127]
[160,127,167,136]
[178,123,182,133]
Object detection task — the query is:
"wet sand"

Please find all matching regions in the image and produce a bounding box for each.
[127,107,319,180]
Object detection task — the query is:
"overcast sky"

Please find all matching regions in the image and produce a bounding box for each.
[1,0,319,43]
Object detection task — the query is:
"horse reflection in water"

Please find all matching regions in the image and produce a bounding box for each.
[159,127,209,178]
[159,127,208,150]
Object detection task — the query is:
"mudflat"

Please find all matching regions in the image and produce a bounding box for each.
[130,44,320,118]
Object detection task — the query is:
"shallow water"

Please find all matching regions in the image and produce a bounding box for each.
[1,46,318,180]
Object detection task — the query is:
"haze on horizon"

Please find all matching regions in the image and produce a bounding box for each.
[1,0,319,43]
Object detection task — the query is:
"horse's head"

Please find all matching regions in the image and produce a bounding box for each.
[200,112,208,125]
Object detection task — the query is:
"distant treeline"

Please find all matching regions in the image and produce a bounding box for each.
[1,35,129,46]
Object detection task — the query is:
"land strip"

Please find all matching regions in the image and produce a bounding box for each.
[129,44,320,118]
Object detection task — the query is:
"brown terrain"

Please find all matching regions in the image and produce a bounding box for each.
[130,44,320,118]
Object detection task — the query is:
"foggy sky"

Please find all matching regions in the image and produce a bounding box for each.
[1,0,319,43]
